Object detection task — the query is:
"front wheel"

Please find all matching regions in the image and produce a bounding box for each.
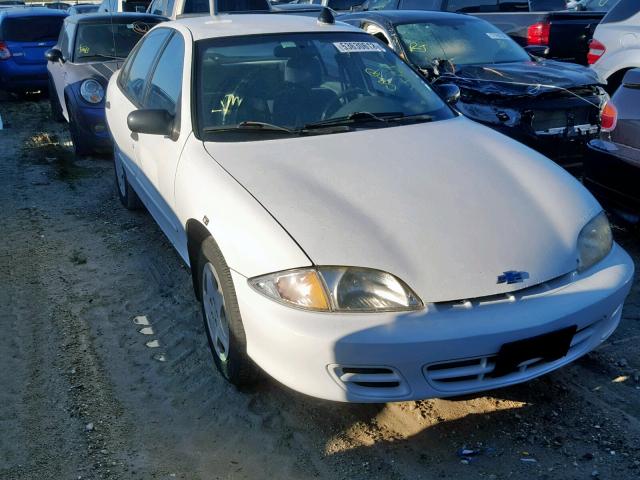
[113,147,141,210]
[67,102,91,157]
[48,78,64,122]
[198,236,257,386]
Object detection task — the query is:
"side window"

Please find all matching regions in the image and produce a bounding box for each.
[143,33,184,116]
[149,0,165,14]
[121,28,171,105]
[57,21,69,58]
[166,0,175,14]
[445,0,498,12]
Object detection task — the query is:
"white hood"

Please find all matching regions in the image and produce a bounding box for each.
[205,117,601,303]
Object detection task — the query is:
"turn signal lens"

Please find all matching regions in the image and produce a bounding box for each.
[252,269,330,310]
[601,100,618,132]
[588,39,606,65]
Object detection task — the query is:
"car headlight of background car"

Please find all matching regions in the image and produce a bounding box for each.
[577,211,613,273]
[249,267,423,312]
[80,79,105,104]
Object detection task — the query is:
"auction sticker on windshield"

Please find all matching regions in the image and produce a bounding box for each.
[334,42,385,53]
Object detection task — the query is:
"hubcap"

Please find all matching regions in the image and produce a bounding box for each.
[202,262,230,362]
[114,152,126,196]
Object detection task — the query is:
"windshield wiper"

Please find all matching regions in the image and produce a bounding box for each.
[302,111,403,130]
[203,121,297,134]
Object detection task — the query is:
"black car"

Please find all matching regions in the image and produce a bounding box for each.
[340,10,610,169]
[584,69,640,220]
[359,0,610,65]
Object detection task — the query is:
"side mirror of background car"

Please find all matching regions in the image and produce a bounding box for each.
[622,69,640,90]
[127,109,174,136]
[45,48,63,63]
[524,45,549,58]
[436,84,461,105]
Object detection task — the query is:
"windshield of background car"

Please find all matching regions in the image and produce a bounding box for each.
[74,20,162,62]
[196,32,453,136]
[1,16,64,42]
[122,0,152,11]
[396,18,530,68]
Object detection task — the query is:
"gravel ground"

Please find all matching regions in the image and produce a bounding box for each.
[1,93,639,480]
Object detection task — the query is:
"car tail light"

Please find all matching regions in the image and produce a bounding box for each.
[601,100,617,132]
[0,42,11,60]
[588,39,606,65]
[527,22,550,46]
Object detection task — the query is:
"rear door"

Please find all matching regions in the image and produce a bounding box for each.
[2,15,65,65]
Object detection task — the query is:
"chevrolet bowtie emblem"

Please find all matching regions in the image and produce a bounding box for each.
[497,271,529,285]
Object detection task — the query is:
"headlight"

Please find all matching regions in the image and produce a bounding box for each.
[80,79,104,104]
[249,267,423,313]
[577,211,613,273]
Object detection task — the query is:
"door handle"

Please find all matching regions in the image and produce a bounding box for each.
[105,101,110,109]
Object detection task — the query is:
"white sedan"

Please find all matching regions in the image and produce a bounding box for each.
[105,12,634,402]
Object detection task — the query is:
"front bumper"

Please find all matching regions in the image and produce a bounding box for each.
[70,103,111,151]
[584,139,640,216]
[233,244,634,402]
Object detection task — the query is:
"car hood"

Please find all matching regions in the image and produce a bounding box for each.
[204,117,601,303]
[446,60,601,97]
[67,60,122,84]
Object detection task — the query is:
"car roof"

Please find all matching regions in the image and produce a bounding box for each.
[173,13,360,41]
[66,12,167,23]
[0,6,68,17]
[340,10,478,24]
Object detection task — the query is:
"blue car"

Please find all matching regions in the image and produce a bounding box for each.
[0,8,67,93]
[46,13,165,155]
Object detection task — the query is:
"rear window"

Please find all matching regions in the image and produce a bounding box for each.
[123,0,152,11]
[601,0,636,22]
[1,16,65,42]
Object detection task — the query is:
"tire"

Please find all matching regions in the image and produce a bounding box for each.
[197,236,257,386]
[113,147,142,210]
[66,98,91,157]
[48,78,64,123]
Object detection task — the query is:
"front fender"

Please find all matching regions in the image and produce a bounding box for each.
[174,137,312,278]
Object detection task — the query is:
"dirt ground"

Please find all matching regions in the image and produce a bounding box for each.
[1,92,639,480]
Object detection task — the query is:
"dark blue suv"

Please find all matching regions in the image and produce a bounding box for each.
[0,8,67,93]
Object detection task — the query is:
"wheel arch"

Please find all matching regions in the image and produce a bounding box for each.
[185,218,213,300]
[606,68,633,95]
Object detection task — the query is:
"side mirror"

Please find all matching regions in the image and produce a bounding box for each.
[524,45,549,58]
[622,68,640,89]
[436,83,460,105]
[45,48,63,63]
[127,109,174,136]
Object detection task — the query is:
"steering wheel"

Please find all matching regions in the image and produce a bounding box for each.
[322,88,367,120]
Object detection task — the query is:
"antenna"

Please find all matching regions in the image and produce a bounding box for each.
[209,0,218,16]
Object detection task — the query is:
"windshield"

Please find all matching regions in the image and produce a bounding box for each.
[74,20,161,62]
[1,16,64,42]
[196,32,453,137]
[395,18,530,69]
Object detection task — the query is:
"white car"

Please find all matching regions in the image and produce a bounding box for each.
[589,0,640,92]
[105,11,634,403]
